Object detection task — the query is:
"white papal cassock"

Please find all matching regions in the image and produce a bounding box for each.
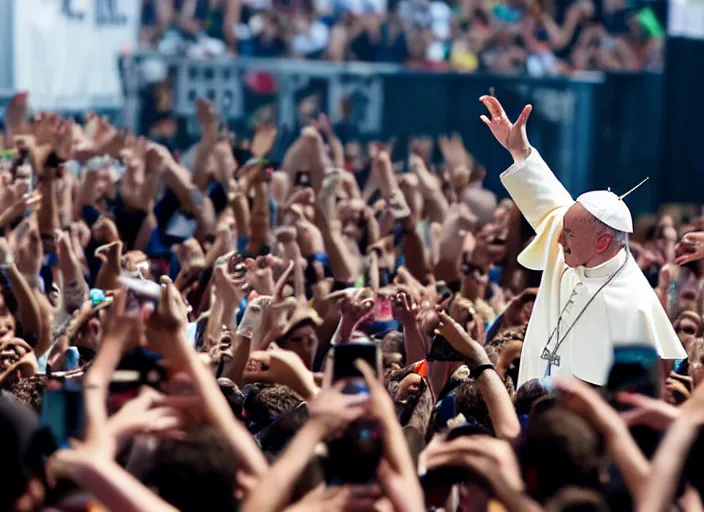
[501,148,686,387]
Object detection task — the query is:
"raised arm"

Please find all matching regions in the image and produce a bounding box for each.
[480,96,573,230]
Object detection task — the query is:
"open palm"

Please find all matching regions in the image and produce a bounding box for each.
[479,95,532,161]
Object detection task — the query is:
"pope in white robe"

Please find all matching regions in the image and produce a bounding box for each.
[479,96,686,387]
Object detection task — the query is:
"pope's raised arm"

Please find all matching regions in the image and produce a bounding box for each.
[479,96,574,230]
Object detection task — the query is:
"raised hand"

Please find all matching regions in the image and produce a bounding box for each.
[675,231,704,266]
[101,289,145,350]
[92,216,120,245]
[250,123,277,158]
[337,288,376,342]
[145,276,192,369]
[479,95,532,162]
[53,119,74,160]
[392,291,418,326]
[421,435,526,504]
[15,219,43,280]
[244,255,276,295]
[250,262,298,350]
[618,392,679,431]
[213,263,247,306]
[172,238,206,290]
[145,141,174,173]
[552,376,622,434]
[0,184,42,226]
[435,311,490,368]
[340,288,376,324]
[308,380,369,433]
[108,387,187,439]
[196,97,219,140]
[243,349,318,398]
[286,484,380,512]
[5,92,29,136]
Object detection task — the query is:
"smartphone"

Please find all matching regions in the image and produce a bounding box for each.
[373,295,394,322]
[606,345,660,410]
[333,342,380,383]
[109,349,167,411]
[118,275,162,303]
[326,417,383,485]
[40,383,84,449]
[294,171,312,188]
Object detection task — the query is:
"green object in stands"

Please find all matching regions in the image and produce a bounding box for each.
[637,7,664,38]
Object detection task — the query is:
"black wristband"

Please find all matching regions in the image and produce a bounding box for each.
[470,363,495,379]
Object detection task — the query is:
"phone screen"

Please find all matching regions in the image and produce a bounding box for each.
[119,275,161,304]
[40,384,84,448]
[294,171,311,188]
[373,296,394,322]
[607,345,660,409]
[333,343,380,383]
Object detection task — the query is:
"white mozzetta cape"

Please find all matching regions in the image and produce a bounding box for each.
[501,149,686,386]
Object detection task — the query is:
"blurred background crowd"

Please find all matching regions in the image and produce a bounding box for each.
[138,0,666,74]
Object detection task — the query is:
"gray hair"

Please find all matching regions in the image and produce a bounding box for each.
[611,228,629,247]
[592,218,629,247]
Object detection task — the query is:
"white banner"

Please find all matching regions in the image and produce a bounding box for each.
[13,0,141,111]
[669,0,704,40]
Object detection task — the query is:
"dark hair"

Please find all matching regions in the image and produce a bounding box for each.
[243,384,303,429]
[520,407,604,502]
[144,427,239,512]
[218,378,245,420]
[514,378,551,417]
[10,375,47,413]
[452,379,496,435]
[486,325,527,349]
[381,330,406,367]
[258,403,309,455]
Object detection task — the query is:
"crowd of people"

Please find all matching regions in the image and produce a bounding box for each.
[138,0,665,74]
[0,88,702,512]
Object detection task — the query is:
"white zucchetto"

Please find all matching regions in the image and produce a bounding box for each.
[576,190,634,233]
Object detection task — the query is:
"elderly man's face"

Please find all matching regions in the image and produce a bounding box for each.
[559,203,604,268]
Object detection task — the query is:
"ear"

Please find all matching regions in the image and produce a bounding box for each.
[595,232,614,253]
[88,318,101,338]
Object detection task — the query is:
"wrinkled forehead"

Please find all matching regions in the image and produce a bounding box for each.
[563,202,592,229]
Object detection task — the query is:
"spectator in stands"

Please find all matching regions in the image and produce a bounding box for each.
[290,0,331,58]
[241,11,288,57]
[140,0,665,73]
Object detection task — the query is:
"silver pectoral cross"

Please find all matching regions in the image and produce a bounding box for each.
[541,348,561,376]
